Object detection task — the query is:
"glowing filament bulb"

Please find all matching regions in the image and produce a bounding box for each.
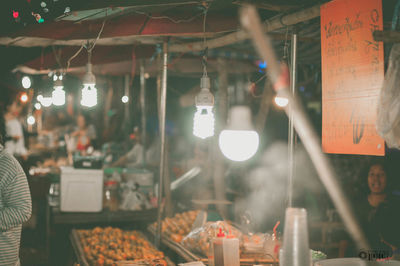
[193,106,215,139]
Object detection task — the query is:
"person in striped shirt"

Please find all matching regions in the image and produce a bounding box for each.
[0,112,32,265]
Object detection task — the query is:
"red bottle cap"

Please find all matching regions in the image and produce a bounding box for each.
[217,228,225,238]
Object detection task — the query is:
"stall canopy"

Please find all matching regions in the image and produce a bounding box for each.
[0,0,325,76]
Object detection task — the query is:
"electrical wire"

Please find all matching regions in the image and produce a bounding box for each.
[52,46,63,72]
[132,9,204,24]
[201,3,209,78]
[64,19,106,74]
[65,43,85,74]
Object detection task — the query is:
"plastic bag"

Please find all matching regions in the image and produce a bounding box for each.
[181,221,242,256]
[377,44,400,149]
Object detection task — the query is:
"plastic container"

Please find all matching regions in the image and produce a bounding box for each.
[60,167,103,212]
[213,228,225,266]
[103,180,119,211]
[222,234,240,266]
[279,208,310,266]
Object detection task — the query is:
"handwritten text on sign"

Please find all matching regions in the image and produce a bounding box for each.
[320,0,384,155]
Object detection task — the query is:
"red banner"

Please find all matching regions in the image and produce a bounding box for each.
[320,0,384,155]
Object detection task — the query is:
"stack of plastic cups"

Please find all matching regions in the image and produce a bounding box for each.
[280,208,310,266]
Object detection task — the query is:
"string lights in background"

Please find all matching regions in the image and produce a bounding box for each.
[27,115,36,125]
[121,95,129,103]
[22,76,31,89]
[20,92,28,103]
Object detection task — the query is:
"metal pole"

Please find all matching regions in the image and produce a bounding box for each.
[288,33,297,207]
[124,74,130,123]
[156,41,168,248]
[140,60,147,167]
[240,5,370,250]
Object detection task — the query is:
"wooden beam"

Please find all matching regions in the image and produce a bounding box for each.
[4,13,237,40]
[169,3,321,52]
[69,0,212,11]
[233,0,299,11]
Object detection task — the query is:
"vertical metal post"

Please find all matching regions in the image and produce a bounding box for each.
[240,5,369,250]
[140,60,147,167]
[156,41,168,248]
[124,74,130,123]
[288,33,297,207]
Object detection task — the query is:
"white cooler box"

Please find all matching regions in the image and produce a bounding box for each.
[60,167,103,212]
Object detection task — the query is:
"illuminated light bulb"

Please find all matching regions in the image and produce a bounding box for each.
[193,106,215,139]
[37,94,43,102]
[81,61,97,107]
[193,76,215,139]
[27,115,36,125]
[52,79,65,106]
[274,96,289,107]
[144,73,150,79]
[53,74,58,81]
[22,76,31,89]
[218,106,259,162]
[20,93,28,103]
[121,95,129,103]
[52,87,65,106]
[81,84,97,107]
[34,103,42,110]
[41,97,52,107]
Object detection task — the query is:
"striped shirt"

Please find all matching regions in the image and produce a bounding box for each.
[0,144,32,265]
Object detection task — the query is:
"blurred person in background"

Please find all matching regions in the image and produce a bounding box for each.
[111,127,144,168]
[70,113,97,153]
[4,100,27,159]
[0,103,32,265]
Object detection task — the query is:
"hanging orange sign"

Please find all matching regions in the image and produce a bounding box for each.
[320,0,384,155]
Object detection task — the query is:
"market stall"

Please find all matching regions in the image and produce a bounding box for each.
[1,0,400,265]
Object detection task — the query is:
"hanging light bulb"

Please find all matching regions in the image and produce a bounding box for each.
[274,96,289,107]
[81,50,97,108]
[34,103,42,110]
[40,97,53,107]
[193,76,215,139]
[219,106,259,162]
[27,115,36,125]
[52,76,65,106]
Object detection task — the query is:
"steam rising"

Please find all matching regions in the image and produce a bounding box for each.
[235,141,324,232]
